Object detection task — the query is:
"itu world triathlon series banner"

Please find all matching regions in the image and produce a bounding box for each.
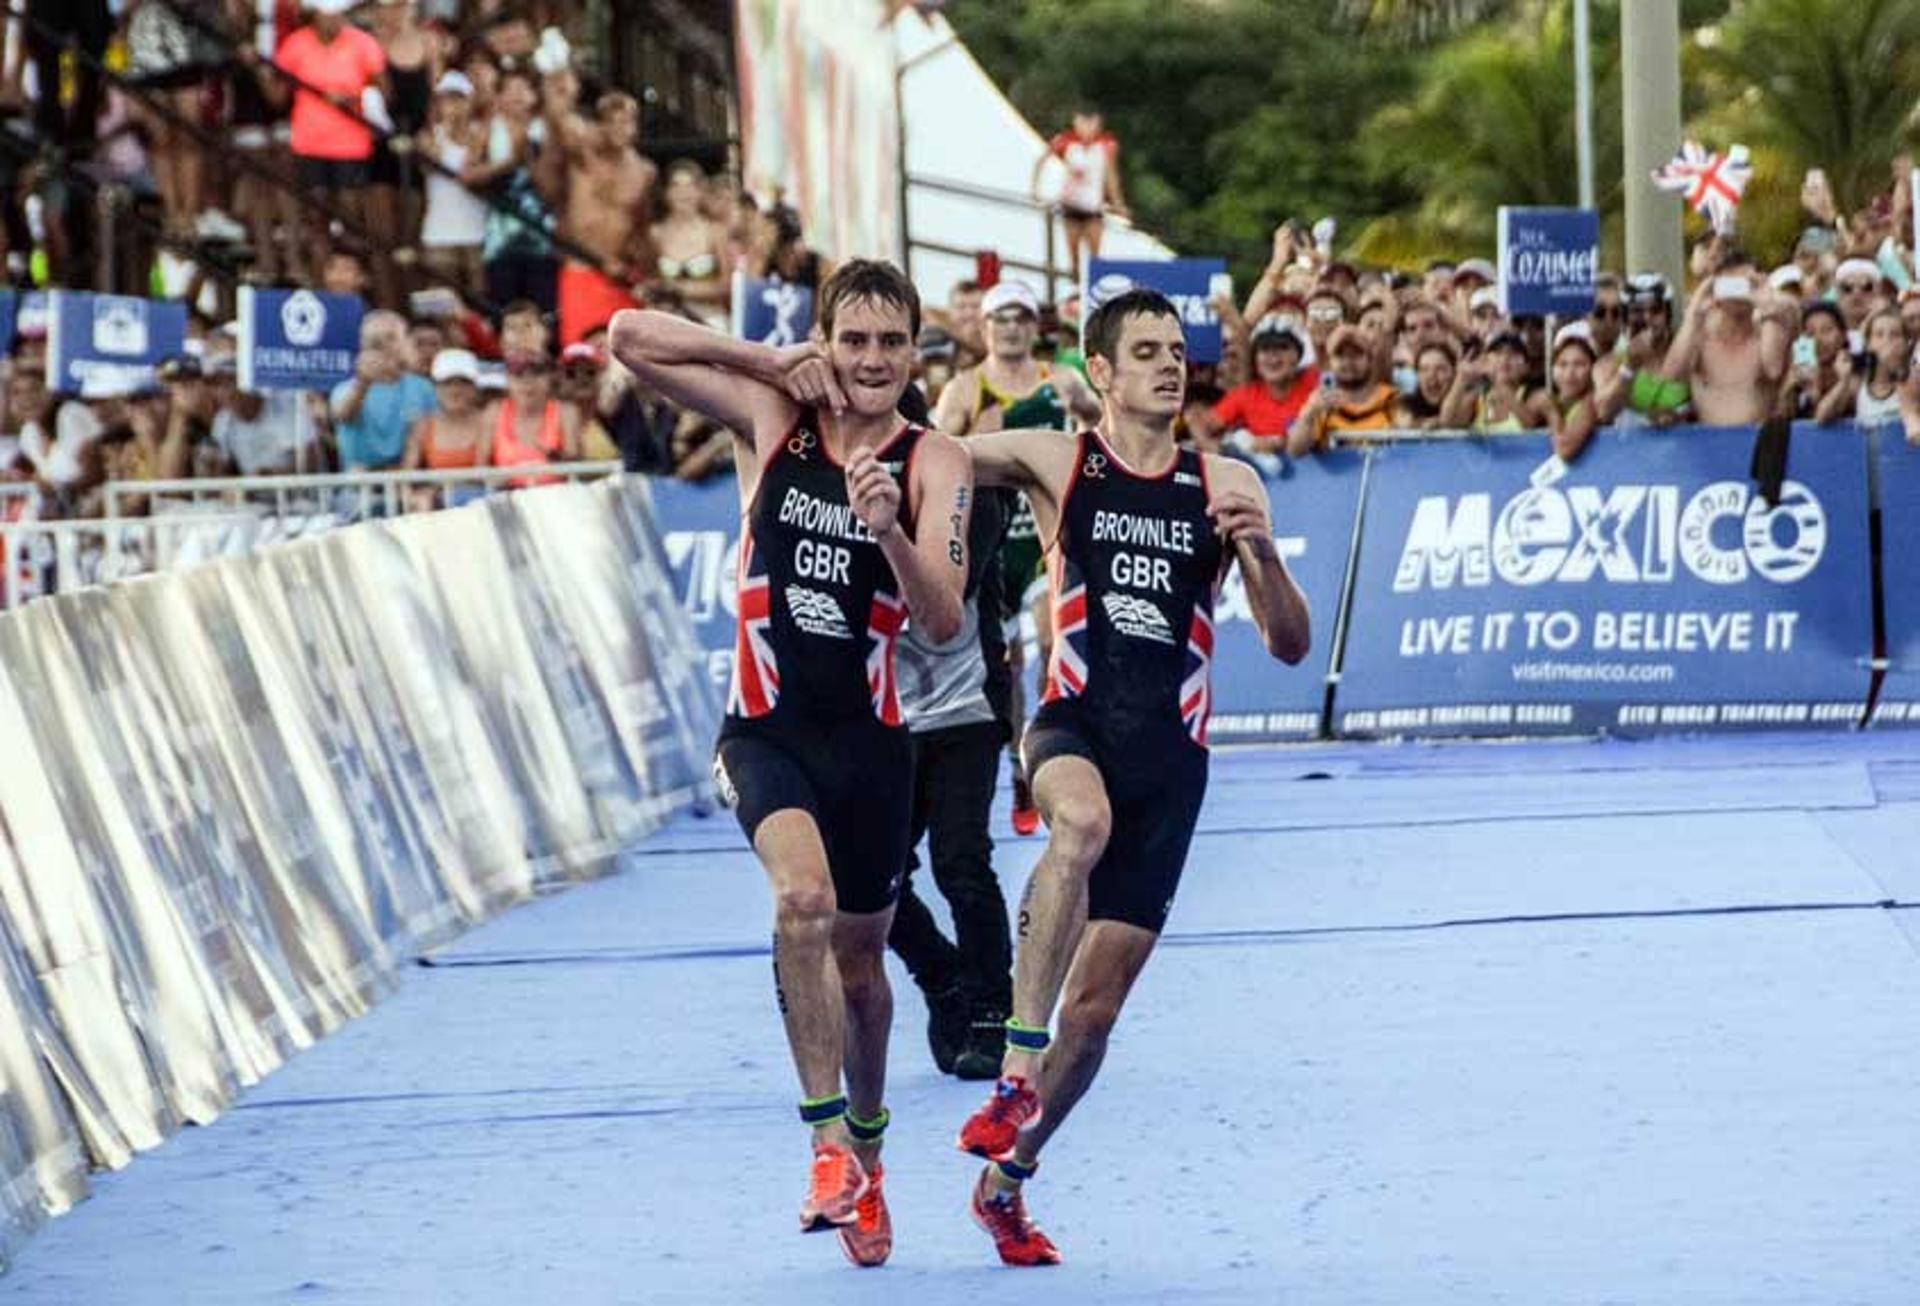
[1869,427,1920,726]
[1336,427,1874,737]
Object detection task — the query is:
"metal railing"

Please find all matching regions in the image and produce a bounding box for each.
[2,512,262,610]
[102,461,624,521]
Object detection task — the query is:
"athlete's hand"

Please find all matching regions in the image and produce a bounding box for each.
[776,342,847,415]
[1207,487,1273,551]
[847,447,902,539]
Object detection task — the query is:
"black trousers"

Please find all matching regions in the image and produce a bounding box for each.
[887,720,1012,1016]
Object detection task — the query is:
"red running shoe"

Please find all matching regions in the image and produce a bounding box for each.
[970,1167,1061,1266]
[798,1143,868,1232]
[1010,771,1040,837]
[837,1162,893,1267]
[956,1075,1042,1161]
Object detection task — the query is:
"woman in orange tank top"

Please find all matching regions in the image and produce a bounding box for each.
[489,351,581,487]
[403,348,491,507]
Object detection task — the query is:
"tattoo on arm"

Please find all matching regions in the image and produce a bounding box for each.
[948,483,968,567]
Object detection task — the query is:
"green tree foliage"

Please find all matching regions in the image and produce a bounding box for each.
[1692,0,1920,212]
[947,0,1901,275]
[946,0,1412,288]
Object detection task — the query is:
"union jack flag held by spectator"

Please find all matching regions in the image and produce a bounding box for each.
[1652,141,1752,235]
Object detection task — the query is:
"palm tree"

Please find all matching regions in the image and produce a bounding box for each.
[1355,0,1620,258]
[1339,0,1517,41]
[1691,0,1920,212]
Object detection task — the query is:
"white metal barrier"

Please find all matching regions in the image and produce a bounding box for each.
[102,461,624,522]
[2,514,266,610]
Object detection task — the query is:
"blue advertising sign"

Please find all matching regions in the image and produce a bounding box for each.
[1497,206,1600,317]
[1336,427,1873,737]
[0,290,16,358]
[1208,449,1365,742]
[1870,426,1920,725]
[45,292,187,395]
[1084,257,1230,364]
[650,476,746,693]
[734,275,815,347]
[237,287,363,393]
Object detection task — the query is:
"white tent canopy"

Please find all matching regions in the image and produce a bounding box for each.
[892,11,1174,310]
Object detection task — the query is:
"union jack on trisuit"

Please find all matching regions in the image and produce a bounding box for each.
[866,590,906,724]
[1652,141,1751,235]
[728,535,780,717]
[1180,602,1215,745]
[1043,554,1090,702]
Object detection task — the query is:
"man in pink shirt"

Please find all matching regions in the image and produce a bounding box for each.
[273,0,387,261]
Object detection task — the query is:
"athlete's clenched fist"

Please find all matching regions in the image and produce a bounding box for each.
[846,446,902,540]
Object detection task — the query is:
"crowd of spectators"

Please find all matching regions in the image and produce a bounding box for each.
[0,0,831,527]
[5,16,1920,548]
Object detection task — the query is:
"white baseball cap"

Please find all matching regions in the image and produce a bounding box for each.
[1768,264,1804,291]
[1456,258,1497,284]
[307,0,356,15]
[981,280,1040,319]
[1835,258,1881,287]
[1469,286,1501,313]
[1551,320,1596,357]
[435,71,475,99]
[431,349,481,385]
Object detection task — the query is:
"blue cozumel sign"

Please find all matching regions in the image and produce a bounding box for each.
[1497,206,1600,317]
[1083,257,1230,364]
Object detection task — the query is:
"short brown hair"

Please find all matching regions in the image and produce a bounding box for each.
[596,91,638,120]
[820,260,921,340]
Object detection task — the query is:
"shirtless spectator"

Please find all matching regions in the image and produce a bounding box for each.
[1663,256,1793,427]
[554,92,658,346]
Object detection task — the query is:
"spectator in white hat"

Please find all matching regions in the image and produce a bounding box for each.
[1832,258,1883,334]
[1548,321,1614,461]
[404,347,490,473]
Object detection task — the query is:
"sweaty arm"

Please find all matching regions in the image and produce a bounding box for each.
[607,308,816,450]
[1205,456,1310,664]
[856,433,971,644]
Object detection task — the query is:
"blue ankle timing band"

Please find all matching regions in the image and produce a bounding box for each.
[1004,1019,1050,1052]
[798,1094,847,1125]
[846,1107,890,1142]
[996,1156,1037,1182]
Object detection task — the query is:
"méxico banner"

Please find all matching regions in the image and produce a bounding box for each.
[650,451,1357,742]
[1209,449,1364,741]
[1870,427,1920,726]
[1336,427,1873,737]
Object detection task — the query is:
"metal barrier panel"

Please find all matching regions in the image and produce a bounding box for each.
[0,476,717,1257]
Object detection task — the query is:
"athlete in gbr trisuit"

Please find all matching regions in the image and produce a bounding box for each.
[956,287,1312,1266]
[609,262,972,1269]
